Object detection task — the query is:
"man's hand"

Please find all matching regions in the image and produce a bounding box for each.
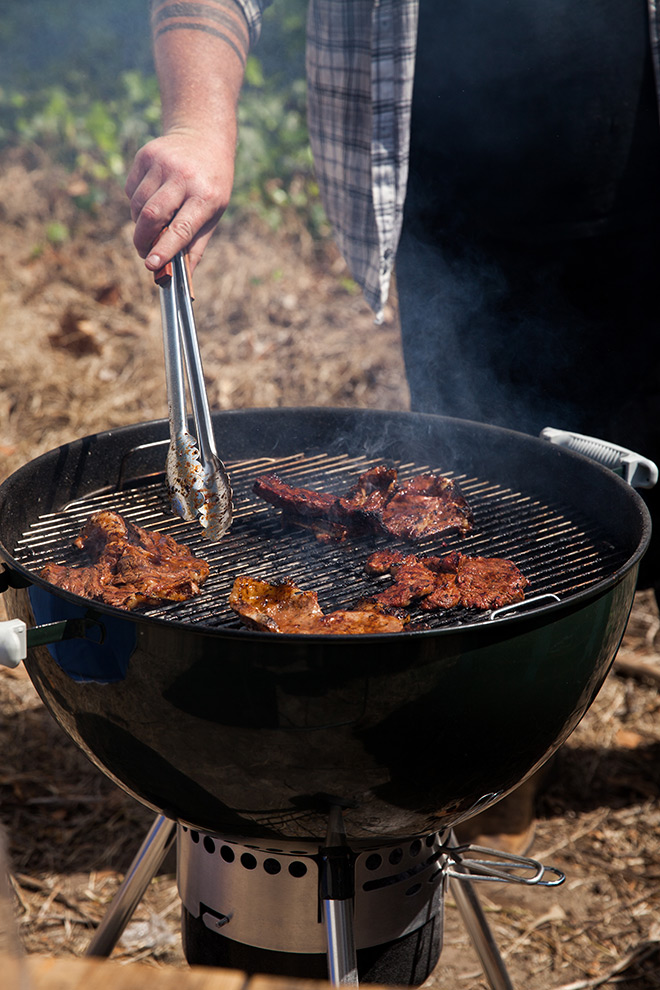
[125,128,236,273]
[126,0,251,272]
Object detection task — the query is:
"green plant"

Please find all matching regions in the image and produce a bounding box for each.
[0,0,328,236]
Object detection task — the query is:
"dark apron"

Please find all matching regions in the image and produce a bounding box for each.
[397,0,660,588]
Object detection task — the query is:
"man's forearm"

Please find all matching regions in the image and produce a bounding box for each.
[150,0,250,134]
[126,0,268,269]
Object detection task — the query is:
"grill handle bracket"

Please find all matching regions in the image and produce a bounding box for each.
[443,840,565,888]
[488,593,561,620]
[0,564,31,594]
[541,428,658,489]
[0,619,26,668]
[0,617,106,668]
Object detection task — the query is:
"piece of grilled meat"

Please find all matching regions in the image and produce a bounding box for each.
[337,465,399,524]
[380,474,473,540]
[252,474,352,542]
[364,549,527,612]
[253,466,473,542]
[229,575,404,634]
[41,510,210,610]
[252,474,338,519]
[445,552,528,609]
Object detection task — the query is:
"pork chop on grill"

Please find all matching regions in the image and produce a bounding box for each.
[448,553,529,609]
[253,466,473,542]
[40,510,210,610]
[252,474,352,542]
[364,549,528,613]
[229,575,405,634]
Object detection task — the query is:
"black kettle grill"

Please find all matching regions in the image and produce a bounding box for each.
[0,408,654,987]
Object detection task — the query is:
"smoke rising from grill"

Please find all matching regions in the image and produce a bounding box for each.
[395,230,586,436]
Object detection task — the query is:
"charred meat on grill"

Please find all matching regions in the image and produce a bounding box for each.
[380,474,473,540]
[229,575,404,634]
[40,510,210,610]
[252,474,338,519]
[364,549,528,613]
[252,474,352,542]
[337,465,399,522]
[253,466,473,542]
[364,554,439,608]
[446,552,528,609]
[39,561,117,603]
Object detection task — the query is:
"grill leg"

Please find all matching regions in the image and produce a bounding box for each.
[86,813,177,958]
[323,896,358,987]
[448,831,514,990]
[321,806,359,987]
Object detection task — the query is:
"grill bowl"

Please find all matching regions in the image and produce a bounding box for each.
[0,408,650,842]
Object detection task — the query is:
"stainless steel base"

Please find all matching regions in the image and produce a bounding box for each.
[177,826,446,954]
[86,814,517,990]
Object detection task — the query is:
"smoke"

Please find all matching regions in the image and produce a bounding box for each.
[395,227,586,437]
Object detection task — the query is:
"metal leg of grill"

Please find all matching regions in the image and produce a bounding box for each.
[448,830,514,990]
[451,876,513,990]
[323,896,359,987]
[86,813,177,958]
[321,806,359,987]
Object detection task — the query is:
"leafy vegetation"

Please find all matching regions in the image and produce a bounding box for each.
[0,0,326,232]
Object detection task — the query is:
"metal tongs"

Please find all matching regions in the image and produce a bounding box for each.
[155,252,233,540]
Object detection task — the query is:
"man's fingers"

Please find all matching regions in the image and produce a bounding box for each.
[126,134,233,270]
[131,180,189,260]
[186,227,218,273]
[124,156,146,203]
[125,147,166,221]
[143,204,209,270]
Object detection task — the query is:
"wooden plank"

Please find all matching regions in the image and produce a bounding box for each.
[248,978,393,990]
[27,954,399,990]
[27,954,248,990]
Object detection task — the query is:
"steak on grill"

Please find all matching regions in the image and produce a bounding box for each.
[364,549,528,612]
[229,575,405,634]
[40,511,210,610]
[253,466,473,542]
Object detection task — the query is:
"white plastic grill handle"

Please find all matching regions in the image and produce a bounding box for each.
[541,428,659,490]
[0,619,27,668]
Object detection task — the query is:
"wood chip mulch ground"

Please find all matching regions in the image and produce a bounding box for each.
[0,150,659,988]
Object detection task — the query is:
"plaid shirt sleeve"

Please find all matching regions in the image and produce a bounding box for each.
[305,0,418,319]
[235,0,274,47]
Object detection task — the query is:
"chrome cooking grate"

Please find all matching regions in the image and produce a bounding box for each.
[13,448,628,631]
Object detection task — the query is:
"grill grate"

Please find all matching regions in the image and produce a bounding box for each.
[13,450,628,632]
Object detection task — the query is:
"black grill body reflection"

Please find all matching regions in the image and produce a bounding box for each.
[0,408,648,841]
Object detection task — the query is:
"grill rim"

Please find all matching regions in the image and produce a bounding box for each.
[0,407,651,641]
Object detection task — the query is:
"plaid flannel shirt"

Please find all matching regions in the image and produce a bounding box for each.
[240,0,417,320]
[240,0,660,320]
